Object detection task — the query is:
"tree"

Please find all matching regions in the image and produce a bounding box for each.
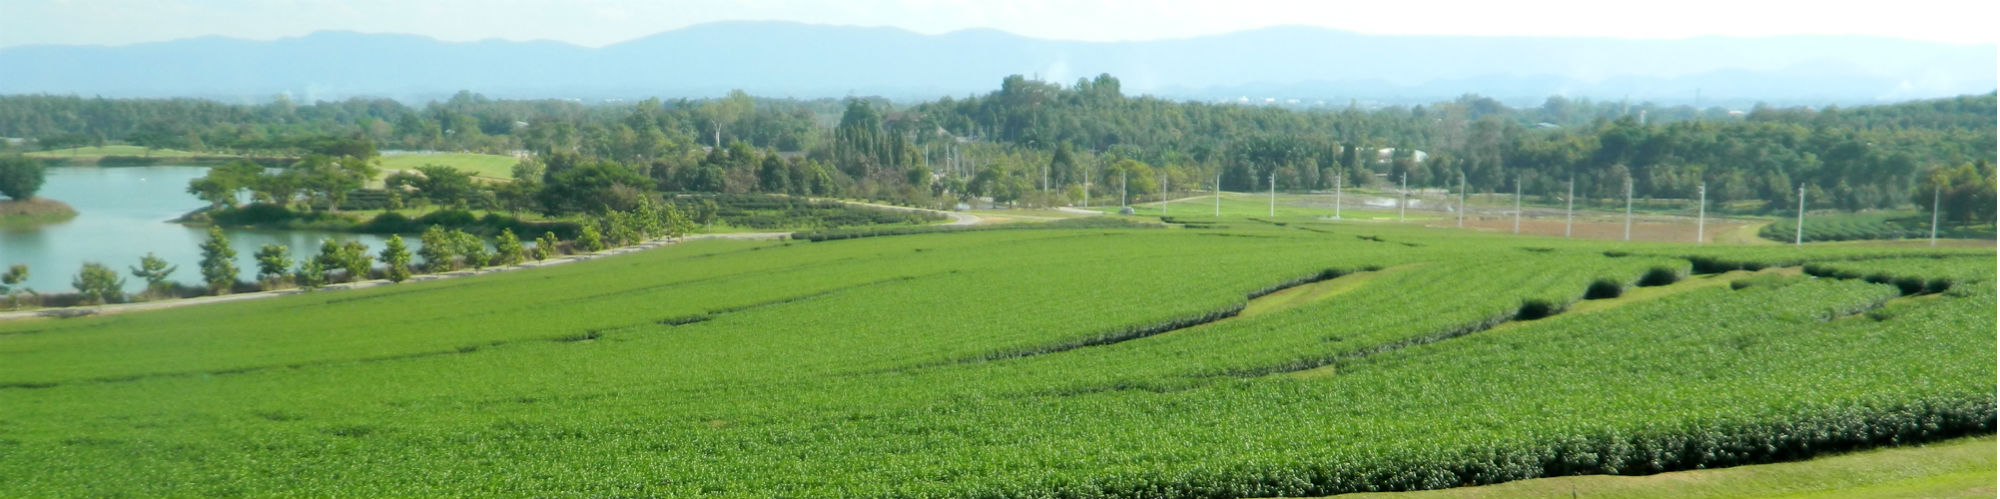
[532,231,560,261]
[602,211,637,247]
[1916,161,1998,224]
[250,169,304,207]
[493,229,525,266]
[185,160,263,209]
[379,235,412,283]
[339,241,373,281]
[1,264,29,296]
[452,229,491,269]
[576,223,605,252]
[0,154,45,201]
[294,154,376,213]
[418,225,456,271]
[759,153,791,193]
[511,158,545,181]
[388,165,479,209]
[128,252,178,296]
[537,159,652,214]
[72,262,125,305]
[294,259,327,290]
[694,199,720,228]
[254,244,292,288]
[1049,143,1081,186]
[494,178,541,216]
[312,239,345,281]
[198,226,238,294]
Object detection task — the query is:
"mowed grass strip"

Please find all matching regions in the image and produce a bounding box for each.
[1328,435,1996,499]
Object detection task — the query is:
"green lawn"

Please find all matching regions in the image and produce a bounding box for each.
[0,221,1990,497]
[378,152,522,180]
[1331,436,1995,499]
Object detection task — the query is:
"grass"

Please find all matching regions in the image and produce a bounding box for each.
[24,145,218,159]
[378,152,522,180]
[0,219,1991,497]
[1329,435,1995,499]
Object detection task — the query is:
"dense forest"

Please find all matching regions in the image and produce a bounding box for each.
[1,76,1992,220]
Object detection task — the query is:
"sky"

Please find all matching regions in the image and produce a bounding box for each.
[2,0,1996,49]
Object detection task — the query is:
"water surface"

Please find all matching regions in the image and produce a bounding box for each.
[1,166,406,293]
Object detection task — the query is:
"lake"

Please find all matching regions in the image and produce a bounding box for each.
[1,166,408,293]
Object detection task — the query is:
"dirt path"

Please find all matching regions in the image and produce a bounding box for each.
[1425,216,1766,244]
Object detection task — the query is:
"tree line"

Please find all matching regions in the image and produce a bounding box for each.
[1,209,690,309]
[2,78,1992,220]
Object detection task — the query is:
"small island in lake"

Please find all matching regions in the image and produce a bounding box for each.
[2,154,76,228]
[0,196,78,228]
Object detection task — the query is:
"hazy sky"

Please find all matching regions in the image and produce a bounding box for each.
[3,0,1996,48]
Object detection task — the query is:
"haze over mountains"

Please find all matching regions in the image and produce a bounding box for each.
[1,21,1992,107]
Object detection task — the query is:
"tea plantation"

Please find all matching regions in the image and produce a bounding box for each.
[0,219,1991,497]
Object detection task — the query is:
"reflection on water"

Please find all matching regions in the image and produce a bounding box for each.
[0,166,411,292]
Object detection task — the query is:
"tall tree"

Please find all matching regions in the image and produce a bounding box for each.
[379,235,413,283]
[128,252,178,296]
[254,244,292,289]
[71,262,125,305]
[0,154,44,201]
[198,227,238,294]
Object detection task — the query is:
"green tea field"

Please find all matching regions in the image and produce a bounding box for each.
[0,219,1991,497]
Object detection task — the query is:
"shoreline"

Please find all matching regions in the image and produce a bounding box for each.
[0,231,791,322]
[0,199,980,321]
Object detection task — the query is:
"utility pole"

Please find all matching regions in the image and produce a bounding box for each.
[1930,186,1941,246]
[1795,182,1805,246]
[1696,182,1706,244]
[1214,173,1220,217]
[1513,176,1522,234]
[1457,174,1466,228]
[1565,178,1574,238]
[1121,170,1128,209]
[1334,173,1342,219]
[1399,172,1408,223]
[1042,164,1049,208]
[1268,173,1276,217]
[1083,163,1091,208]
[1623,177,1633,242]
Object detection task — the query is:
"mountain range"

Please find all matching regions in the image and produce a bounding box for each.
[1,21,1992,106]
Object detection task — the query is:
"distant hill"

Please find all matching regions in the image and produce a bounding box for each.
[1,21,1991,106]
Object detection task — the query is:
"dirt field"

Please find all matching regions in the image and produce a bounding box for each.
[1428,215,1759,244]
